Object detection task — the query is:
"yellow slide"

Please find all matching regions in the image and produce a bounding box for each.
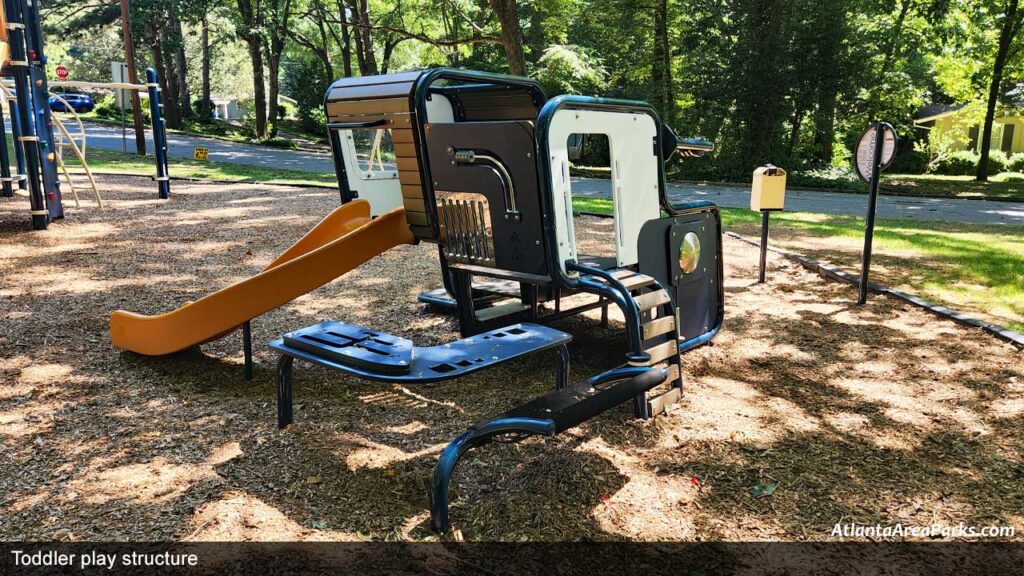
[110,200,415,356]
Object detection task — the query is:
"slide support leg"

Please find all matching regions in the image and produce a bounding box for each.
[242,321,253,381]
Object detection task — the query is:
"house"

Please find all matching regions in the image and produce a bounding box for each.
[211,97,241,121]
[914,103,1024,154]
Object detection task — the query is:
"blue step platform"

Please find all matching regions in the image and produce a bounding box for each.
[269,321,572,428]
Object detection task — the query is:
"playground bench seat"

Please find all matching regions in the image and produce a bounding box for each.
[268,321,572,429]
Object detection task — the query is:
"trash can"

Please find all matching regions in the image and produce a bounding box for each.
[750,165,786,212]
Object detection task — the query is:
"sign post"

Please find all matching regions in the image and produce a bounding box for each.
[111,61,130,154]
[854,122,897,305]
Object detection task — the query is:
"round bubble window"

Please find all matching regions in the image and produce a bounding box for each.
[678,232,701,274]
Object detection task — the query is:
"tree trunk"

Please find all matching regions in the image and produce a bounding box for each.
[237,0,268,138]
[812,88,836,164]
[200,17,212,121]
[488,0,527,75]
[356,0,378,74]
[651,0,674,122]
[977,0,1020,181]
[245,37,268,138]
[340,8,353,77]
[170,14,192,120]
[739,0,784,167]
[149,29,181,129]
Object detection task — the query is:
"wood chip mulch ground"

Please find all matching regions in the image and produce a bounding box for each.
[1,176,1021,542]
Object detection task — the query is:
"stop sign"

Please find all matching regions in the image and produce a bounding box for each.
[55,65,69,80]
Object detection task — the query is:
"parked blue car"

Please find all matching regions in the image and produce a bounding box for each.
[49,94,94,113]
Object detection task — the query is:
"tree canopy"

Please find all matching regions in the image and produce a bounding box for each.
[41,0,1024,180]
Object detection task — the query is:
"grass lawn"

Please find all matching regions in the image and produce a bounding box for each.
[883,173,1024,201]
[580,165,1024,201]
[54,151,1024,333]
[573,197,1024,332]
[63,149,337,188]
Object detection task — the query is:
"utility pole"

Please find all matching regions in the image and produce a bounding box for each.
[120,0,147,155]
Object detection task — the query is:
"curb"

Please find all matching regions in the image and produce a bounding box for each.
[725,230,1024,349]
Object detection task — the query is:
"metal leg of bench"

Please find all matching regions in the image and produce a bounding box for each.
[276,355,294,429]
[429,417,556,534]
[242,321,253,381]
[555,343,570,390]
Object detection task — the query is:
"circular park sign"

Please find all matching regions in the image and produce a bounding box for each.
[55,65,69,80]
[854,124,897,183]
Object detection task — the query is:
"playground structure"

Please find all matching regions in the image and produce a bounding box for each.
[0,0,170,230]
[108,67,724,533]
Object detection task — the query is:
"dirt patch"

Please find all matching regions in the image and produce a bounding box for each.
[1,177,1021,542]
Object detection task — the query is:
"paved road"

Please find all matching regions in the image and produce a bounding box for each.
[26,121,1024,225]
[571,177,1024,226]
[80,120,338,172]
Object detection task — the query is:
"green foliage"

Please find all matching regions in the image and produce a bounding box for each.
[787,167,863,191]
[257,136,298,149]
[93,93,152,124]
[987,150,1010,174]
[890,149,929,174]
[282,54,329,134]
[995,172,1024,182]
[1008,153,1024,172]
[931,150,980,175]
[533,45,608,96]
[930,150,1011,176]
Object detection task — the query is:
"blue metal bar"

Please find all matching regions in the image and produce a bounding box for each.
[146,68,170,199]
[0,102,12,198]
[9,99,27,190]
[429,417,556,533]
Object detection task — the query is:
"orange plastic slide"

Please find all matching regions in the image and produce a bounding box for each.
[110,200,414,356]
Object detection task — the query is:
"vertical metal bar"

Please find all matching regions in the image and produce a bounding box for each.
[758,210,770,283]
[9,97,27,188]
[476,201,490,261]
[146,67,171,199]
[0,101,12,198]
[859,123,885,305]
[276,355,294,429]
[242,321,253,381]
[554,343,570,390]
[600,301,609,328]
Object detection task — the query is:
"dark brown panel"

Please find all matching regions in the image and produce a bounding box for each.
[396,156,419,172]
[401,184,424,199]
[326,98,411,117]
[404,210,431,227]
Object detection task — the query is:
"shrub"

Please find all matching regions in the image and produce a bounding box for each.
[994,171,1024,182]
[93,93,152,124]
[788,166,863,191]
[1008,153,1024,172]
[889,149,928,174]
[987,150,1010,174]
[259,137,297,150]
[931,150,978,175]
